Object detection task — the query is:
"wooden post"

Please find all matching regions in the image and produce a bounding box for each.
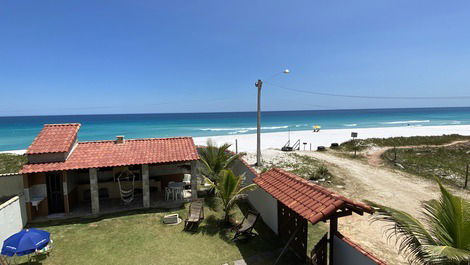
[329,217,338,265]
[464,164,469,189]
[235,139,238,154]
[393,145,397,162]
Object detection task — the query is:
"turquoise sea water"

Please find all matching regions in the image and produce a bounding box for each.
[0,107,470,151]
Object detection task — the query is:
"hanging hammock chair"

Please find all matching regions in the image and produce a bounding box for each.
[116,169,136,204]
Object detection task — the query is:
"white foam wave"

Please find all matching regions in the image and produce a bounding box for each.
[381,120,430,125]
[344,123,357,127]
[200,125,288,132]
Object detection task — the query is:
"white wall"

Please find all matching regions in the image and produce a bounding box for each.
[333,235,381,265]
[0,174,23,198]
[231,159,279,234]
[0,195,27,243]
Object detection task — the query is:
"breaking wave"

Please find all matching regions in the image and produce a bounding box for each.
[344,123,357,127]
[381,120,430,125]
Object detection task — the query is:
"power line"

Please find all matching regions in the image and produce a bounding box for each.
[266,82,470,100]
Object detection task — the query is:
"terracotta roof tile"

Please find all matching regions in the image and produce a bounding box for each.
[26,124,80,154]
[253,168,373,224]
[21,136,199,174]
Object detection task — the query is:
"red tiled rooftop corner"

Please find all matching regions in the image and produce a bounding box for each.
[254,168,373,224]
[26,123,81,154]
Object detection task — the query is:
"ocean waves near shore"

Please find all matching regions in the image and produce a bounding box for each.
[0,107,470,151]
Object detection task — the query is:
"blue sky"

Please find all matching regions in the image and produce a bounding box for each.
[1,0,470,116]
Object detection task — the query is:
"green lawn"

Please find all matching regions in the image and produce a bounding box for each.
[15,197,326,265]
[340,134,470,152]
[0,153,26,174]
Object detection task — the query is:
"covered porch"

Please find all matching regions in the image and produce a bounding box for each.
[24,160,199,221]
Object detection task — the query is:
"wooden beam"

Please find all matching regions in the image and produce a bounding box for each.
[332,209,352,219]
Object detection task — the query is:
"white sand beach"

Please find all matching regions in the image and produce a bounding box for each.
[194,124,470,153]
[2,124,470,155]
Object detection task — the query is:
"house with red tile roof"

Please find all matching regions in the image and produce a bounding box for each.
[19,123,200,221]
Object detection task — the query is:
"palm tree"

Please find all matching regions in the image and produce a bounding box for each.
[205,169,257,223]
[199,139,244,182]
[367,180,470,265]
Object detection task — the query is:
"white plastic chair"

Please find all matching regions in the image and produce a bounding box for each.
[165,187,172,200]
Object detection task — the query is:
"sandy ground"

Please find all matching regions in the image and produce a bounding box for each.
[245,149,470,265]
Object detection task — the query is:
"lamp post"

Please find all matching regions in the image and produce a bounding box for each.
[255,69,290,166]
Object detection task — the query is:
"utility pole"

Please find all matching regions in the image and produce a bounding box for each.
[256,79,263,166]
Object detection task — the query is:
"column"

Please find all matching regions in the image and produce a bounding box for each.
[190,160,198,200]
[23,174,33,222]
[142,164,150,208]
[329,217,338,265]
[89,168,99,214]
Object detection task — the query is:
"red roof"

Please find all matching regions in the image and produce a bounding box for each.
[21,137,199,173]
[26,124,80,154]
[254,168,373,224]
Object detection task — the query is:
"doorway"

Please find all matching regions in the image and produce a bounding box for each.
[46,172,64,214]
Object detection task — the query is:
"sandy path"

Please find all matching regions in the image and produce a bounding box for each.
[366,140,470,167]
[251,149,470,265]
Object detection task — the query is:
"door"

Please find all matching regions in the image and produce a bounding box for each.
[46,172,64,214]
[278,201,308,262]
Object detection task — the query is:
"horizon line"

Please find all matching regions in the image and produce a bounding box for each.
[1,105,470,118]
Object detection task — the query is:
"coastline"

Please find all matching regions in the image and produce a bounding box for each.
[2,124,470,155]
[193,124,470,152]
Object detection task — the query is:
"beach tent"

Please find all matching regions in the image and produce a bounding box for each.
[1,228,50,257]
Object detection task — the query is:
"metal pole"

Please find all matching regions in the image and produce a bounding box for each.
[235,139,238,154]
[256,79,263,166]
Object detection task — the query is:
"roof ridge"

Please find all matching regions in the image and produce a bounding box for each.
[79,136,194,144]
[266,167,372,213]
[269,168,333,196]
[44,123,81,127]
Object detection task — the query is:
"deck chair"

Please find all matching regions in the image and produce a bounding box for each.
[232,210,260,241]
[184,199,204,231]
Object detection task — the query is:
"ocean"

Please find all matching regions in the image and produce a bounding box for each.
[1,107,470,151]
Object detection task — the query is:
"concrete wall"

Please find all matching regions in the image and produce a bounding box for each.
[333,235,382,265]
[231,158,279,234]
[0,173,23,198]
[0,195,27,243]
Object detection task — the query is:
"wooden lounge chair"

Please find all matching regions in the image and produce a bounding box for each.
[184,199,204,231]
[232,210,260,241]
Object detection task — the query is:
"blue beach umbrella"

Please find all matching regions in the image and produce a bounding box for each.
[1,228,50,257]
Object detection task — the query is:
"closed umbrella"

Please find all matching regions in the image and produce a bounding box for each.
[1,228,50,257]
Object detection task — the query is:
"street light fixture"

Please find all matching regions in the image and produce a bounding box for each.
[255,69,290,166]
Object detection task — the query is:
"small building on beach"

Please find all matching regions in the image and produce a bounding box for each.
[19,123,200,221]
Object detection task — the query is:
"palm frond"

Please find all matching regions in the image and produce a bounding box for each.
[367,200,437,264]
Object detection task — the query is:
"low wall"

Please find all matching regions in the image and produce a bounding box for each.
[333,233,387,265]
[231,158,279,234]
[0,195,27,243]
